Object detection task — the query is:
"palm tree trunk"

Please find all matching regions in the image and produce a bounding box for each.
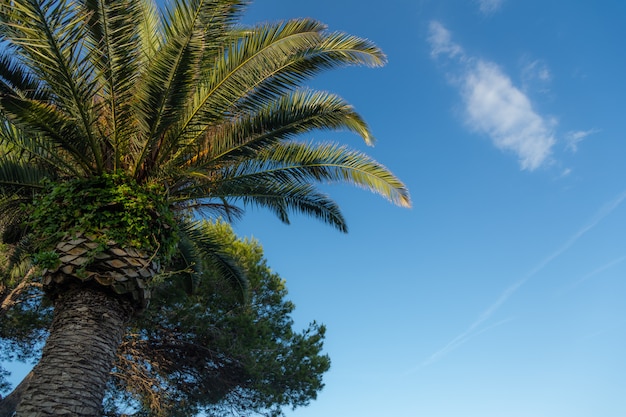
[15,285,133,416]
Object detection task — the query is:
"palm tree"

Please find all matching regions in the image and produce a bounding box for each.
[0,0,410,414]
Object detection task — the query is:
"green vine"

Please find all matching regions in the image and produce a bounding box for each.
[28,173,178,262]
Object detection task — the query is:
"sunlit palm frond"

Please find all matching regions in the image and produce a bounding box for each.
[165,19,327,149]
[133,1,250,179]
[230,30,386,119]
[167,89,374,172]
[254,141,411,208]
[132,0,216,178]
[134,0,163,63]
[0,0,101,167]
[197,0,249,66]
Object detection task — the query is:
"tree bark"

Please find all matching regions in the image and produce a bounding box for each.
[15,285,133,416]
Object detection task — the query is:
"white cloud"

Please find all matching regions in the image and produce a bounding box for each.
[427,22,556,171]
[427,21,464,60]
[463,61,556,170]
[565,129,599,152]
[477,0,505,15]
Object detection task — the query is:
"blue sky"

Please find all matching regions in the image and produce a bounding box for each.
[6,1,626,416]
[234,1,626,416]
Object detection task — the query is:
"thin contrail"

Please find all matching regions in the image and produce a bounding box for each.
[571,255,626,288]
[414,190,626,371]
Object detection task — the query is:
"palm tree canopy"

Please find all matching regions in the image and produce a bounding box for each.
[0,0,409,234]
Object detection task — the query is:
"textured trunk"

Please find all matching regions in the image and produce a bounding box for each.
[15,285,133,416]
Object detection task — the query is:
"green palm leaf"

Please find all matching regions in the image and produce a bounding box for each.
[212,177,348,231]
[255,141,411,207]
[132,0,246,178]
[0,95,94,173]
[0,53,47,100]
[0,158,48,193]
[165,18,383,154]
[168,89,374,172]
[83,0,145,169]
[0,0,102,169]
[177,218,248,301]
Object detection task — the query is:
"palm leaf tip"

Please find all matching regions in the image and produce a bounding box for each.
[395,187,412,208]
[369,174,411,208]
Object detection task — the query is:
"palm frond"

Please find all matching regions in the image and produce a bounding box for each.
[0,120,80,177]
[83,0,146,171]
[177,218,248,301]
[0,157,48,194]
[135,0,163,63]
[197,0,249,67]
[174,199,244,222]
[0,0,102,169]
[164,19,327,149]
[253,141,412,208]
[132,1,249,180]
[0,95,94,174]
[0,53,47,100]
[205,176,348,231]
[231,28,386,115]
[161,18,385,161]
[6,235,34,277]
[171,89,375,172]
[173,140,410,219]
[0,195,32,245]
[168,233,204,295]
[131,0,213,178]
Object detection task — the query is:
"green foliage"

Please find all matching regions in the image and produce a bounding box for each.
[105,220,330,417]
[28,173,177,261]
[0,244,52,395]
[31,251,59,270]
[0,288,50,365]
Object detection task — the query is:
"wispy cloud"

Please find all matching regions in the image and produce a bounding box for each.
[477,0,505,15]
[522,60,552,83]
[571,255,626,288]
[428,21,464,60]
[521,59,552,93]
[417,317,515,369]
[414,190,626,370]
[428,22,556,171]
[565,129,600,152]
